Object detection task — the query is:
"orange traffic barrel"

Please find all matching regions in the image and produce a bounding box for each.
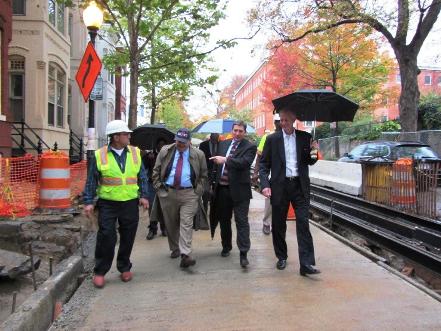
[391,158,416,212]
[39,151,71,209]
[287,203,296,221]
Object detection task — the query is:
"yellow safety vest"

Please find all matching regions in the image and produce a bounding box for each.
[95,145,141,201]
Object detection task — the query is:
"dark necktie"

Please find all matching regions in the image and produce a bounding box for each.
[219,141,239,185]
[173,151,184,188]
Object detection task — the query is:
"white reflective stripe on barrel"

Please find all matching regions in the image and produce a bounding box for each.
[40,189,71,199]
[41,169,70,179]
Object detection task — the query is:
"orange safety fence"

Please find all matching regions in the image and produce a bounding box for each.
[71,160,87,197]
[0,154,87,218]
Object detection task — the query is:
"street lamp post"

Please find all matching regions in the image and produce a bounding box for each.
[83,1,103,161]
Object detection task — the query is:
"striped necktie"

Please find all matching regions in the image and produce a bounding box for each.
[219,141,239,185]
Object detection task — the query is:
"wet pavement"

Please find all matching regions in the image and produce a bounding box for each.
[67,192,441,330]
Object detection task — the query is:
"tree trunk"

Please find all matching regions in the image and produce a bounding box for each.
[395,48,420,132]
[128,65,138,129]
[150,84,157,124]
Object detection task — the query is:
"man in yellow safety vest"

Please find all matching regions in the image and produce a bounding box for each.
[83,120,150,288]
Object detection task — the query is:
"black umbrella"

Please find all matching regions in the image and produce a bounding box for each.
[272,89,359,122]
[130,124,175,150]
[209,192,218,239]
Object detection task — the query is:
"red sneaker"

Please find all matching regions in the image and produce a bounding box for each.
[120,271,133,282]
[93,275,105,288]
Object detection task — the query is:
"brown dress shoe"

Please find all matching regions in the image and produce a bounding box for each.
[170,249,181,259]
[120,271,133,282]
[93,275,105,288]
[180,254,196,268]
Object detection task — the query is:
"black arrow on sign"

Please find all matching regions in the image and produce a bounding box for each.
[82,54,93,88]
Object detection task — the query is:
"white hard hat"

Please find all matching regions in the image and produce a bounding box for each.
[105,120,132,136]
[274,113,280,121]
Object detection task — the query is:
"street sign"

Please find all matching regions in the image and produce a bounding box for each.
[75,42,102,102]
[90,75,103,100]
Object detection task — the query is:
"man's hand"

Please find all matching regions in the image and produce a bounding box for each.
[139,198,149,209]
[310,139,319,160]
[84,204,94,218]
[209,156,227,165]
[262,187,271,198]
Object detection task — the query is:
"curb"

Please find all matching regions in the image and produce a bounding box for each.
[1,255,83,331]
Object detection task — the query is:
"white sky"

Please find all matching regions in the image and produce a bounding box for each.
[185,1,441,122]
[185,0,267,121]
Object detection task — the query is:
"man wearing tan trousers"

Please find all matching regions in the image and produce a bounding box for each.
[152,128,207,268]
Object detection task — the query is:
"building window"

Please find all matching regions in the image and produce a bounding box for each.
[48,0,65,34]
[12,0,26,15]
[9,56,25,122]
[424,75,432,85]
[396,74,401,83]
[438,77,441,86]
[303,121,314,127]
[67,84,72,126]
[108,103,115,123]
[48,63,65,127]
[107,71,114,85]
[68,14,73,54]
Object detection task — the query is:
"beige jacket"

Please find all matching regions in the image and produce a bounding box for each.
[152,143,207,197]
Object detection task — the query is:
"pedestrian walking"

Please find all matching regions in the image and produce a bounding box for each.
[210,121,257,268]
[143,138,167,240]
[152,128,207,268]
[259,109,320,276]
[83,120,150,288]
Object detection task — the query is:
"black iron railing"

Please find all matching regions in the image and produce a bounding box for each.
[69,130,84,164]
[10,121,51,155]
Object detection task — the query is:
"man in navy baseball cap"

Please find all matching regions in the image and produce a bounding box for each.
[151,127,207,269]
[175,128,191,143]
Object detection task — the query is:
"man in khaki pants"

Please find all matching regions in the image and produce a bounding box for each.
[152,128,207,268]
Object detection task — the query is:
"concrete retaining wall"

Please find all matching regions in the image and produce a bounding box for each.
[310,160,362,196]
[1,255,83,331]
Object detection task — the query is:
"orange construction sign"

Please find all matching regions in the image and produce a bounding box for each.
[75,42,102,102]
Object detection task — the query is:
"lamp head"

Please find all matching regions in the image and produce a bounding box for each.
[83,1,103,30]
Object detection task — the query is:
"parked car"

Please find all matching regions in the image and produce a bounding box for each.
[338,141,441,163]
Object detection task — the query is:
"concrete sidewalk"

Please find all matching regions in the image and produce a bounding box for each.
[74,192,441,330]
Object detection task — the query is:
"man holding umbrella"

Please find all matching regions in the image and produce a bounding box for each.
[259,109,320,276]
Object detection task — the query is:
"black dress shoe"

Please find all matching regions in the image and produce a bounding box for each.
[262,225,271,235]
[300,265,321,276]
[170,249,180,259]
[276,259,287,270]
[180,254,196,268]
[240,253,249,268]
[146,230,156,240]
[161,231,167,237]
[221,248,231,257]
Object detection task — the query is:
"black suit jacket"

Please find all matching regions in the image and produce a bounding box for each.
[199,140,218,184]
[259,130,317,205]
[214,138,257,202]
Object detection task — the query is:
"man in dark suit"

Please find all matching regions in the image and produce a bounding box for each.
[199,133,219,212]
[210,121,257,268]
[259,109,320,276]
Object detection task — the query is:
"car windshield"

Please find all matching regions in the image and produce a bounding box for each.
[391,145,438,159]
[361,144,389,158]
[348,144,366,157]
